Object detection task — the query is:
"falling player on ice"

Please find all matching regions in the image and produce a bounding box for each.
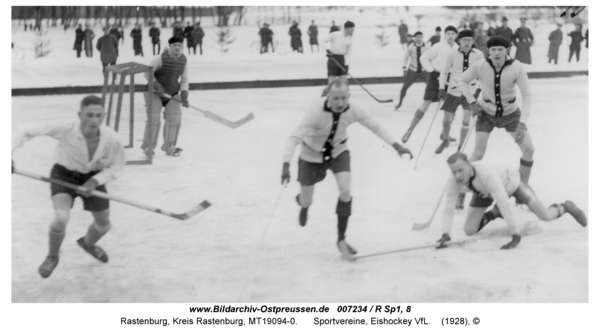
[436,29,484,154]
[456,35,536,209]
[12,95,125,278]
[141,35,189,157]
[281,79,413,258]
[437,153,587,250]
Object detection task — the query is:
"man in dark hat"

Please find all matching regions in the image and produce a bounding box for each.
[321,21,355,96]
[142,35,189,157]
[130,23,143,56]
[513,18,534,64]
[394,31,429,111]
[83,24,95,58]
[428,26,442,46]
[495,17,513,52]
[308,20,319,52]
[568,24,585,63]
[547,23,563,64]
[457,35,536,208]
[289,20,303,53]
[436,29,484,154]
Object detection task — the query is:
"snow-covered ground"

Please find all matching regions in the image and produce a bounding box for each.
[11,6,588,88]
[11,76,588,303]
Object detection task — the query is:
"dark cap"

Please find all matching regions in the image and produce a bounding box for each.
[502,17,509,21]
[344,21,355,28]
[435,26,442,31]
[486,35,510,48]
[168,36,184,44]
[445,25,458,33]
[413,31,423,37]
[457,29,474,39]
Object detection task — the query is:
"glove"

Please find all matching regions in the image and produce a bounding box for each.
[392,143,413,160]
[438,89,446,101]
[344,65,350,74]
[402,67,407,76]
[436,233,451,249]
[326,49,333,58]
[79,178,99,198]
[281,162,291,185]
[515,122,527,145]
[180,90,189,108]
[500,234,521,250]
[153,81,165,97]
[470,101,482,119]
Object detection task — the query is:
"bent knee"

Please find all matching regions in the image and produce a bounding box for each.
[51,209,70,232]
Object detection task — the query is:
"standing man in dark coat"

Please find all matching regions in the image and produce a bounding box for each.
[130,23,143,56]
[97,26,119,76]
[547,23,563,64]
[259,23,274,54]
[398,19,409,50]
[289,21,303,53]
[513,18,534,64]
[84,24,95,58]
[74,24,84,58]
[149,21,161,55]
[568,24,585,63]
[308,20,319,52]
[173,21,184,38]
[184,21,194,54]
[495,17,513,52]
[192,22,205,55]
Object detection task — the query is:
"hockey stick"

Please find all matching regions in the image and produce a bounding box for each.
[328,56,393,103]
[344,239,476,261]
[258,184,287,248]
[413,101,442,170]
[162,93,255,129]
[411,116,477,231]
[14,169,210,220]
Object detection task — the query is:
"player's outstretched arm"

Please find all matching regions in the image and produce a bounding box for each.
[392,142,413,159]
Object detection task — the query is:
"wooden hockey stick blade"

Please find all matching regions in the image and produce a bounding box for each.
[170,200,212,220]
[411,189,446,230]
[14,169,209,220]
[162,93,254,129]
[126,159,151,165]
[345,239,475,261]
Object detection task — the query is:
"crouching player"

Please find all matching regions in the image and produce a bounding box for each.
[437,153,586,250]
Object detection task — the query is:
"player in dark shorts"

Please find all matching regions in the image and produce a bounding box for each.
[281,79,412,259]
[12,95,125,278]
[458,36,536,209]
[322,21,355,96]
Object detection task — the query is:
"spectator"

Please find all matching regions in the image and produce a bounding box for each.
[308,20,319,52]
[474,21,489,57]
[184,21,194,54]
[192,22,205,55]
[74,24,84,58]
[84,24,95,58]
[289,21,303,53]
[513,18,534,64]
[259,23,274,54]
[97,26,119,77]
[149,21,161,55]
[330,20,340,33]
[398,19,409,50]
[568,24,584,63]
[130,23,143,56]
[547,23,563,65]
[428,26,442,46]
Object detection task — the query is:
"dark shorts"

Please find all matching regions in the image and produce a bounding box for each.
[50,164,109,212]
[476,110,521,133]
[298,150,351,186]
[441,94,471,114]
[327,54,347,77]
[424,71,441,102]
[469,180,536,208]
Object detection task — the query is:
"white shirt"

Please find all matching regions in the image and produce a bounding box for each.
[439,48,484,96]
[12,120,126,186]
[419,39,459,73]
[283,98,396,163]
[324,31,353,64]
[441,161,521,236]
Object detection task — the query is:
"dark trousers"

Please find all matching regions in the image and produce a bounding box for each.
[399,69,428,104]
[152,42,161,55]
[569,47,581,62]
[75,46,82,58]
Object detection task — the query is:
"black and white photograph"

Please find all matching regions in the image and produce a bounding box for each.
[8,2,595,330]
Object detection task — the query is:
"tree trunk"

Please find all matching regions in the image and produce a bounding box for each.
[192,6,196,23]
[180,6,185,22]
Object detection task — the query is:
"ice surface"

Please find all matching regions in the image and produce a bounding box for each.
[11,76,588,302]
